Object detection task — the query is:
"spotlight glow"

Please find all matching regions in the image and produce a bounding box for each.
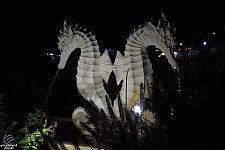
[133,106,141,115]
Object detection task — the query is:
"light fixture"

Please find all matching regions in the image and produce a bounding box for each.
[132,105,141,115]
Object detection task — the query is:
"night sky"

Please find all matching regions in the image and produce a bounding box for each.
[1,0,225,61]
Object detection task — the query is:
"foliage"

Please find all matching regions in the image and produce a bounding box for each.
[146,46,225,149]
[14,109,58,149]
[0,93,7,137]
[70,94,165,150]
[0,93,18,139]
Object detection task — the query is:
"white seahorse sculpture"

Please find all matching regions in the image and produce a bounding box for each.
[118,13,177,109]
[72,107,95,138]
[58,13,177,115]
[58,22,109,113]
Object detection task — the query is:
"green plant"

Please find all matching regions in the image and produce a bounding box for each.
[0,92,7,136]
[0,93,17,139]
[69,93,164,150]
[14,109,57,149]
[146,46,225,149]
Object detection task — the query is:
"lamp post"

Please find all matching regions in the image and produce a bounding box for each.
[125,68,131,107]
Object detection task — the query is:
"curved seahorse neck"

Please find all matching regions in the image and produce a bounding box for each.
[119,14,177,109]
[58,21,108,113]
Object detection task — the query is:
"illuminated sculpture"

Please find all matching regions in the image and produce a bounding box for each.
[72,107,95,137]
[58,23,108,113]
[58,13,177,115]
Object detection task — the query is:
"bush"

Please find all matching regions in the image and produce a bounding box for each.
[147,47,225,149]
[70,94,166,150]
[13,109,58,149]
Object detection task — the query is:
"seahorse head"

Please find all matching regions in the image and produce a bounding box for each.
[58,21,78,69]
[155,14,177,68]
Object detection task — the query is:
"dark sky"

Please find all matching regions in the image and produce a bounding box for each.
[1,0,224,59]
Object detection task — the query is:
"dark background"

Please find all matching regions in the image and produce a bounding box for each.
[0,0,224,114]
[1,0,224,59]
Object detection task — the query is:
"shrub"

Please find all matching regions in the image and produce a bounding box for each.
[14,109,58,149]
[70,93,165,150]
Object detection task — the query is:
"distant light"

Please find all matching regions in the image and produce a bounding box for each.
[213,32,216,34]
[203,42,207,46]
[171,107,174,116]
[104,48,115,52]
[174,52,178,58]
[50,53,54,56]
[158,53,165,57]
[180,43,182,46]
[133,106,141,115]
